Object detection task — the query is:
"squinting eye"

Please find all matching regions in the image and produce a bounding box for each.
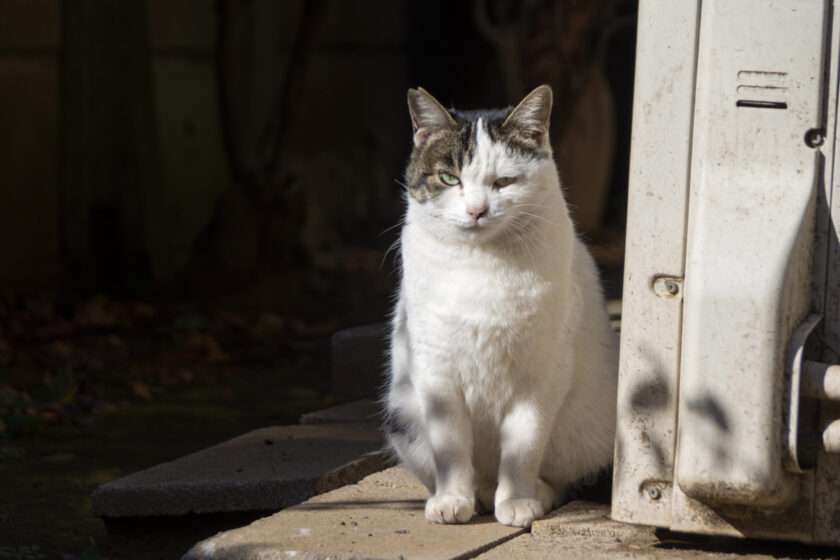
[494,177,517,188]
[439,172,461,186]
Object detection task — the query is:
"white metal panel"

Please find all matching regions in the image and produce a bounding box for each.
[676,0,826,509]
[611,0,699,526]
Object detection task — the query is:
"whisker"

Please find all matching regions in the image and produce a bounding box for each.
[381,219,405,236]
[381,238,402,271]
[516,211,561,229]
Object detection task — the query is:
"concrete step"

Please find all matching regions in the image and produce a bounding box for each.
[183,466,525,560]
[92,420,388,519]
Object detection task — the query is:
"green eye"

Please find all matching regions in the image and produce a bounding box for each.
[439,172,461,186]
[494,177,517,188]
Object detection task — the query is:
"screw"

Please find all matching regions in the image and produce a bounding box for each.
[805,129,825,148]
[665,280,680,296]
[647,487,662,501]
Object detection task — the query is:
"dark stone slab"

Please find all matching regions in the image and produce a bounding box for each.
[92,423,388,518]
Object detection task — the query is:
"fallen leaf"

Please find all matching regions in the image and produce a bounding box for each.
[131,381,152,401]
[39,409,59,423]
[105,334,123,347]
[0,384,17,402]
[48,341,73,358]
[188,333,228,363]
[58,385,79,405]
[251,313,287,338]
[76,294,119,328]
[131,302,157,320]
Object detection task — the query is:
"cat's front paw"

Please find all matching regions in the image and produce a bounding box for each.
[425,494,475,524]
[495,498,544,527]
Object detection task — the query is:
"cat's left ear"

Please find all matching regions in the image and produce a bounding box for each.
[502,85,553,143]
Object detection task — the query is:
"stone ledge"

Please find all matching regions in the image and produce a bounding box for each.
[93,423,388,518]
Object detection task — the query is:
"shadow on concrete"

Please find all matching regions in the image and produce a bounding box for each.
[654,528,840,559]
[103,510,273,560]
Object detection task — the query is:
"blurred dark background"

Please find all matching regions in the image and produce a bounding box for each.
[2,0,634,305]
[0,0,635,556]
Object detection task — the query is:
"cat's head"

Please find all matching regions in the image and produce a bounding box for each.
[404,85,557,243]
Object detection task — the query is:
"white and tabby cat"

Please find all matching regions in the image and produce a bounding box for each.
[384,85,618,528]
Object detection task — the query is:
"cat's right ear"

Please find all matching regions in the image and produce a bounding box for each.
[407,88,456,148]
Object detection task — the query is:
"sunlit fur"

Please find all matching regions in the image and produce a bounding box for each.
[385,86,618,528]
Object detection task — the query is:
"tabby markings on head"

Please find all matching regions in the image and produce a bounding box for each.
[405,119,472,202]
[404,86,553,202]
[404,108,550,203]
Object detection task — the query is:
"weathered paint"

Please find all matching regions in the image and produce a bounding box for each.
[611,0,700,528]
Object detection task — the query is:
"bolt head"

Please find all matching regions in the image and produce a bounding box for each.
[805,129,825,148]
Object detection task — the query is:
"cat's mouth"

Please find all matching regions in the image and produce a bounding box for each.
[457,217,499,235]
[459,219,487,231]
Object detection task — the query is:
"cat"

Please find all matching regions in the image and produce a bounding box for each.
[383,84,619,528]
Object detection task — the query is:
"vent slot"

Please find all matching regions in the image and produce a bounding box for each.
[736,70,789,110]
[736,100,788,110]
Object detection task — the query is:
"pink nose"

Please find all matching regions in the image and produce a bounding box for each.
[466,204,487,220]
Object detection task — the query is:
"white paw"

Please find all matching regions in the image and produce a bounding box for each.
[495,498,544,527]
[425,494,475,524]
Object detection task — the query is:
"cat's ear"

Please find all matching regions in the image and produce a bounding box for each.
[502,85,553,142]
[407,87,456,148]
